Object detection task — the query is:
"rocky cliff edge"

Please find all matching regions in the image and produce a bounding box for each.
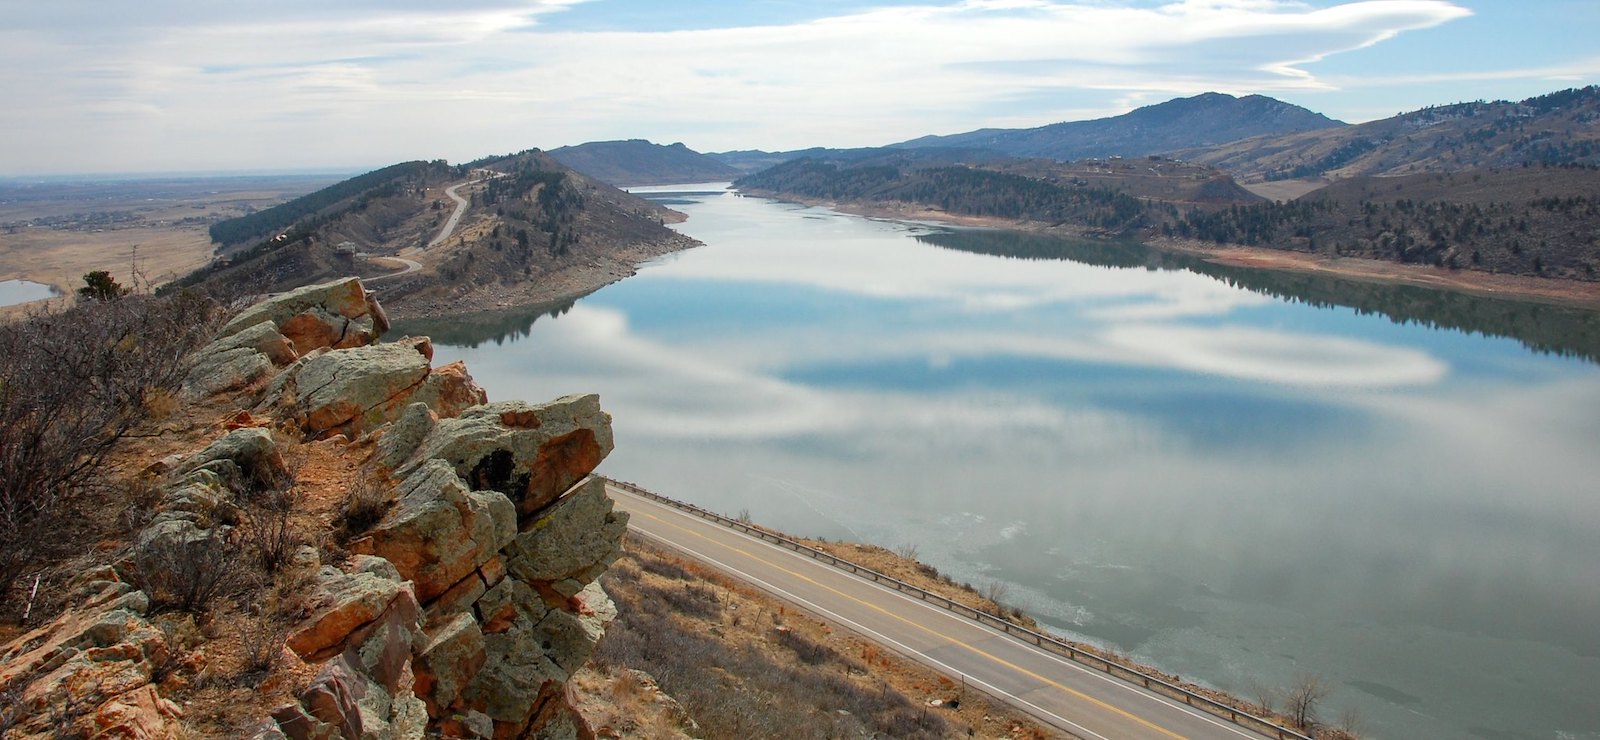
[0,277,627,739]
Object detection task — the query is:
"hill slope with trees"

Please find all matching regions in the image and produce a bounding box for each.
[549,139,741,186]
[1172,86,1600,183]
[172,150,697,318]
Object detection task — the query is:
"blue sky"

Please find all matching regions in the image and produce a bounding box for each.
[1,0,1596,175]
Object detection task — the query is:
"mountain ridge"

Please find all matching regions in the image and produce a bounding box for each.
[893,92,1345,161]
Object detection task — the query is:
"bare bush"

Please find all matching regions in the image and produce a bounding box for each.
[134,529,250,614]
[244,490,306,575]
[234,609,287,684]
[337,477,391,540]
[635,580,722,621]
[0,289,225,598]
[773,627,851,668]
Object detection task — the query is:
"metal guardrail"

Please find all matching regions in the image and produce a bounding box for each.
[600,475,1313,740]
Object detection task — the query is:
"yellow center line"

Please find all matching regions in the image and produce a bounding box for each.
[625,502,1189,740]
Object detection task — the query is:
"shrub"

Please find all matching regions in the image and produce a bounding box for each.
[337,477,391,540]
[244,490,305,575]
[0,289,225,599]
[134,529,249,614]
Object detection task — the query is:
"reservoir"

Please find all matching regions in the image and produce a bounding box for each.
[404,185,1600,739]
[0,279,59,307]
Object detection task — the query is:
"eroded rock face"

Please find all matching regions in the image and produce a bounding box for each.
[0,578,177,739]
[333,393,626,738]
[393,396,614,518]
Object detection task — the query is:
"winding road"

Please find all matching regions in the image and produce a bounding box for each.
[607,483,1286,740]
[428,180,474,248]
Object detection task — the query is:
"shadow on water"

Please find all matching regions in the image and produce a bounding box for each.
[915,229,1600,365]
[391,294,584,348]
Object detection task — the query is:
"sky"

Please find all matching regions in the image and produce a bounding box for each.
[1,0,1597,176]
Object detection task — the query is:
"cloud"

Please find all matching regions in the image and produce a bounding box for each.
[0,0,1493,173]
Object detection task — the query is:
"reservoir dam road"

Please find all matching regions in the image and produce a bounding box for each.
[607,482,1282,740]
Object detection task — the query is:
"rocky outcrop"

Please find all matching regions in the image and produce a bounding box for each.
[339,394,626,738]
[222,278,389,356]
[0,574,179,738]
[0,277,625,740]
[182,278,389,401]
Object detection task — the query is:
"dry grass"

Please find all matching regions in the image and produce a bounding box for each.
[797,538,1040,630]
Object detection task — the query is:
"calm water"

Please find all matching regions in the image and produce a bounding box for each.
[403,185,1600,739]
[0,279,58,307]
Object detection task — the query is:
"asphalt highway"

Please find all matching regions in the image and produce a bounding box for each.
[606,483,1277,740]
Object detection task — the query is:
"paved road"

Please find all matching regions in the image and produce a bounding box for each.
[356,253,422,282]
[607,484,1275,740]
[428,180,474,248]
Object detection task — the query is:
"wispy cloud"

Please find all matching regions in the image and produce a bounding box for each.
[0,0,1546,174]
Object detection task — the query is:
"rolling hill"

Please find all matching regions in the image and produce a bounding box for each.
[170,150,695,317]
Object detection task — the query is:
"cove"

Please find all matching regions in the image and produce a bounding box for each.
[399,185,1600,739]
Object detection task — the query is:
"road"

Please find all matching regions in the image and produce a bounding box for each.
[357,252,421,282]
[428,170,505,249]
[607,483,1277,740]
[428,180,474,248]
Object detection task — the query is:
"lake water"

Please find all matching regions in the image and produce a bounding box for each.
[0,279,59,307]
[402,185,1600,739]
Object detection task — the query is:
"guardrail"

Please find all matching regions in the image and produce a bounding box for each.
[600,475,1312,740]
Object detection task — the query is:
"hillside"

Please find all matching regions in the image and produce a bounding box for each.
[739,152,1600,285]
[895,92,1344,161]
[1155,165,1600,284]
[549,139,741,187]
[1173,86,1600,183]
[169,150,698,318]
[735,152,1259,236]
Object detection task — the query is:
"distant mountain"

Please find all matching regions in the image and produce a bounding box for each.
[548,139,740,186]
[709,145,1009,174]
[894,92,1344,161]
[1172,86,1600,182]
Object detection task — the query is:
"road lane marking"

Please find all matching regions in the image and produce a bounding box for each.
[625,505,1187,740]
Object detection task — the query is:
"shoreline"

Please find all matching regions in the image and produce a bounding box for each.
[748,190,1600,310]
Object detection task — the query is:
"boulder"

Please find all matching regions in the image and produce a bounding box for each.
[348,459,517,603]
[373,403,437,472]
[221,278,384,354]
[398,395,613,518]
[0,582,172,738]
[182,320,296,399]
[408,360,488,421]
[175,426,289,495]
[266,338,434,440]
[411,613,486,716]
